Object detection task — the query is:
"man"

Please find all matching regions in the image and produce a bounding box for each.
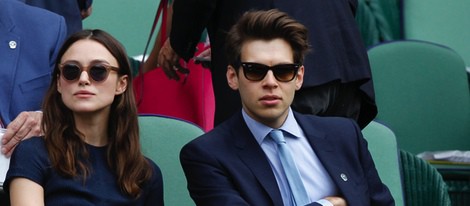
[180,10,394,206]
[159,0,376,129]
[0,0,67,157]
[18,0,93,37]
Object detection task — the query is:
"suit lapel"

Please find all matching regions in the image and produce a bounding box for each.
[230,113,284,206]
[295,113,336,157]
[295,113,359,201]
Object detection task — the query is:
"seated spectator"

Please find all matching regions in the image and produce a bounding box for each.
[180,9,394,206]
[5,29,164,205]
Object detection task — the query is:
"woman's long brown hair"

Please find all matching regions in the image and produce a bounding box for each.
[42,29,152,198]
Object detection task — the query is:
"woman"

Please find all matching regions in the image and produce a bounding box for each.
[5,29,163,205]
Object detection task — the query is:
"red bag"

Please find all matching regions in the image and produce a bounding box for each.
[133,43,214,131]
[133,0,214,131]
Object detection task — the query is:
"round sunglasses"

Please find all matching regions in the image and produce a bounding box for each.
[240,62,300,82]
[59,63,119,82]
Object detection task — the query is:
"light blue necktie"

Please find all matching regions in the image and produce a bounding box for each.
[270,129,309,206]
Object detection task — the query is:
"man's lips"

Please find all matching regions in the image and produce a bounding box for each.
[260,95,281,105]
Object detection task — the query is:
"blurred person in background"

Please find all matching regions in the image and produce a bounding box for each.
[158,0,376,129]
[18,0,93,37]
[0,0,67,157]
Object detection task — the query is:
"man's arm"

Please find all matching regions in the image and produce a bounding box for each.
[180,142,250,206]
[78,0,93,19]
[170,0,214,60]
[157,0,215,80]
[2,8,66,157]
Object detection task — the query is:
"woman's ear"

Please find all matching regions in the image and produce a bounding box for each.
[115,75,128,94]
[57,75,63,94]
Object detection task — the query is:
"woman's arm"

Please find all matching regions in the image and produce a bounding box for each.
[9,177,44,206]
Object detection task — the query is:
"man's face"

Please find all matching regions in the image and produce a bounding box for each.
[227,38,304,128]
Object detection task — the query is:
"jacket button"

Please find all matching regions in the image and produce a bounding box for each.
[9,41,17,49]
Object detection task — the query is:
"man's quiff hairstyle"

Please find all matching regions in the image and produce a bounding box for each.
[225,9,310,67]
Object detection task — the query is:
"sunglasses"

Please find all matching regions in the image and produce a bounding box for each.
[59,63,119,82]
[240,62,300,82]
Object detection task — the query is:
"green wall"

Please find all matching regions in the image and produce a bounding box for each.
[404,0,470,67]
[83,0,160,57]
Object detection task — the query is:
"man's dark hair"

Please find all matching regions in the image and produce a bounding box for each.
[225,9,310,67]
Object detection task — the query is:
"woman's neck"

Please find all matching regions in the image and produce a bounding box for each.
[73,111,109,147]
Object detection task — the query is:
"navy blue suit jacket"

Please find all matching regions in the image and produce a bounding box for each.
[0,0,67,124]
[180,111,394,205]
[19,0,93,37]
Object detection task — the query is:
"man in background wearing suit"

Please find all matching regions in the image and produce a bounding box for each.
[1,1,66,205]
[18,0,93,37]
[159,0,375,129]
[180,10,394,206]
[0,0,67,157]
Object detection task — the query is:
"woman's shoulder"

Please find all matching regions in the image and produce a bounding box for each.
[15,136,46,153]
[10,136,48,164]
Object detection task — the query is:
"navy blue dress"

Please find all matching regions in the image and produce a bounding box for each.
[5,137,163,206]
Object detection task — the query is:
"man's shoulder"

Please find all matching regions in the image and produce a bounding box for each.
[3,0,65,35]
[183,113,243,149]
[294,111,355,124]
[189,122,234,144]
[5,1,62,19]
[293,112,360,134]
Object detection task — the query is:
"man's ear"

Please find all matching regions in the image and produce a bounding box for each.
[115,75,128,94]
[295,65,304,90]
[226,65,239,90]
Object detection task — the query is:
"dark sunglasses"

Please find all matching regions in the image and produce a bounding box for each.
[59,63,119,82]
[240,62,300,82]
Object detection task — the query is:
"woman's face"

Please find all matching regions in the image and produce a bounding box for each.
[57,39,128,115]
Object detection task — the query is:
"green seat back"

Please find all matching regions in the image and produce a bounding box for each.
[368,40,470,154]
[400,150,452,206]
[139,115,203,206]
[362,121,404,206]
[403,0,470,69]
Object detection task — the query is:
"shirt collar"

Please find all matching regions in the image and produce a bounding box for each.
[242,108,303,145]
